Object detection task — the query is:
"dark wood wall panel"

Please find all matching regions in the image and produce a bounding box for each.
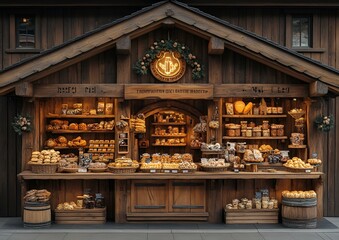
[0,96,22,217]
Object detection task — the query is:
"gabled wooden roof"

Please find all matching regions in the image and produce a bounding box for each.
[0,0,338,94]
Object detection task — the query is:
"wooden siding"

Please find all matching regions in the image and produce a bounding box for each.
[1,7,339,71]
[0,96,22,217]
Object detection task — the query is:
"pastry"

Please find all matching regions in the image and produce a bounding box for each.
[243,102,253,114]
[78,123,87,131]
[69,123,78,130]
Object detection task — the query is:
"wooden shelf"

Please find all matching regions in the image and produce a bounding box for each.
[223,136,288,140]
[46,114,115,119]
[151,134,186,137]
[152,144,186,147]
[223,114,287,118]
[18,170,323,180]
[288,145,307,149]
[47,130,114,134]
[152,122,186,126]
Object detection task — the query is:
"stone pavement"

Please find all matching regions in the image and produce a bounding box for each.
[0,217,339,240]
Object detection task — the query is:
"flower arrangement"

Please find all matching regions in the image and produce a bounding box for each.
[133,39,204,80]
[314,115,334,132]
[12,115,32,135]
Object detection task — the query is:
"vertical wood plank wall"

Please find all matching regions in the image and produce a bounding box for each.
[0,96,22,217]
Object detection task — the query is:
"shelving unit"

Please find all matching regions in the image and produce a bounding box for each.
[223,136,288,140]
[223,114,287,118]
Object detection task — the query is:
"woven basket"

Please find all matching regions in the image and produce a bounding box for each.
[284,166,313,173]
[108,167,137,173]
[30,163,58,174]
[200,165,228,172]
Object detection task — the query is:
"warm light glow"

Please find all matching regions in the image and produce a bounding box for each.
[151,51,186,82]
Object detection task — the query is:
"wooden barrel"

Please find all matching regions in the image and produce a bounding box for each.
[23,202,51,228]
[281,197,317,228]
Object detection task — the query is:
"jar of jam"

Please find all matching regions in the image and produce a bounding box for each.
[262,129,270,137]
[240,121,248,130]
[241,129,247,137]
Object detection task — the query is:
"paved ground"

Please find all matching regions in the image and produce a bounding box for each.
[0,217,339,240]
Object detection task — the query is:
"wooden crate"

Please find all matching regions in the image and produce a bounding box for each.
[55,207,106,224]
[224,208,279,224]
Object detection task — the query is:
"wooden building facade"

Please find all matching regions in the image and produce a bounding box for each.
[0,0,338,220]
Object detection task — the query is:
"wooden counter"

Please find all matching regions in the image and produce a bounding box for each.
[18,170,324,223]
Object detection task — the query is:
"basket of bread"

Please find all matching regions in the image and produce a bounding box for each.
[28,150,61,174]
[283,157,313,172]
[108,157,139,173]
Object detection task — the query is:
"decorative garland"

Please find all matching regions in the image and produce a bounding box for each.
[12,114,32,135]
[314,115,334,132]
[133,39,204,80]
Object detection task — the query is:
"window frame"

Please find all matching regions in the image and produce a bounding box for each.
[286,13,325,53]
[291,15,312,48]
[7,13,41,53]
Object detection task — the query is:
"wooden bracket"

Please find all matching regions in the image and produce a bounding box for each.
[309,81,328,97]
[116,36,131,54]
[208,37,224,55]
[15,82,33,97]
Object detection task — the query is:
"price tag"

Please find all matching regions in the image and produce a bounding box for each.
[163,170,170,173]
[172,170,178,173]
[150,169,156,173]
[305,169,311,173]
[182,170,188,173]
[234,169,239,173]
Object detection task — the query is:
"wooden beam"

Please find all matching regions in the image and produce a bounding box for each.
[33,84,124,97]
[116,36,131,54]
[214,84,308,98]
[309,81,329,97]
[208,37,224,55]
[15,82,33,97]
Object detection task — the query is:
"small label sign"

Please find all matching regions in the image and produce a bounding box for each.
[305,169,311,173]
[150,169,156,173]
[234,169,239,173]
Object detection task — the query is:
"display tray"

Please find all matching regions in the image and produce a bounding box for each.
[88,167,108,173]
[108,167,138,173]
[59,167,79,173]
[284,166,313,173]
[55,207,106,224]
[224,208,279,224]
[199,165,229,172]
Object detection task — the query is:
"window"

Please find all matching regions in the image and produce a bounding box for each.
[292,16,312,48]
[15,15,36,48]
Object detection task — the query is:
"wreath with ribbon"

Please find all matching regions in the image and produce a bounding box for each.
[133,39,204,80]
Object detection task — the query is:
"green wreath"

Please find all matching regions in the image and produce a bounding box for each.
[133,39,204,80]
[314,115,334,132]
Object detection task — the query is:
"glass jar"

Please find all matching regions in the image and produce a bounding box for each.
[262,200,269,209]
[76,196,84,208]
[253,106,260,115]
[271,125,278,137]
[226,127,236,137]
[234,125,241,137]
[95,193,105,208]
[246,127,253,137]
[277,107,283,114]
[267,107,272,114]
[272,107,278,114]
[263,129,270,137]
[240,121,248,130]
[262,121,269,130]
[277,125,284,136]
[253,129,261,137]
[255,200,262,209]
[268,200,274,209]
[241,130,247,137]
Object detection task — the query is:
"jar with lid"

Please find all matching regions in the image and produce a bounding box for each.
[240,121,248,130]
[267,107,272,114]
[253,105,260,115]
[262,200,269,209]
[270,125,278,137]
[246,127,253,137]
[95,193,105,208]
[253,128,261,137]
[277,107,283,114]
[272,107,278,114]
[262,121,269,130]
[234,125,241,137]
[241,129,247,137]
[277,125,284,136]
[262,129,270,137]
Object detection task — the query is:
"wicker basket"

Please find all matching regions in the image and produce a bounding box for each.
[284,166,313,173]
[200,165,228,172]
[108,167,137,173]
[30,163,58,174]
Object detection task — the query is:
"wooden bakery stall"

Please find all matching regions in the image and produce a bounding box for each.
[9,2,338,225]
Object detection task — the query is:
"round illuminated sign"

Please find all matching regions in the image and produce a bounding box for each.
[150,51,186,82]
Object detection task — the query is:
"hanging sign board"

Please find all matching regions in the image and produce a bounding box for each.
[124,84,213,99]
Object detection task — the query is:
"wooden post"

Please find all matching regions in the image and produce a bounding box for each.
[309,81,328,97]
[15,83,33,97]
[313,178,324,219]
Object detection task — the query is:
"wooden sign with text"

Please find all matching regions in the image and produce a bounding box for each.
[33,84,124,97]
[124,84,213,99]
[214,84,308,97]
